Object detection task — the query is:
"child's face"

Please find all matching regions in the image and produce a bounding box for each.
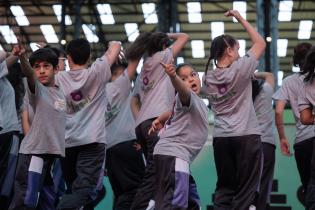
[33,61,56,86]
[177,66,201,95]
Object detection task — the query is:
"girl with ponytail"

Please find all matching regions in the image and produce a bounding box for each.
[128,31,189,210]
[202,10,266,209]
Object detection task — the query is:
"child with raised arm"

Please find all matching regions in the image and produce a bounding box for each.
[9,41,66,210]
[105,57,145,209]
[151,63,208,210]
[54,38,121,209]
[202,10,266,209]
[0,50,21,209]
[127,32,189,210]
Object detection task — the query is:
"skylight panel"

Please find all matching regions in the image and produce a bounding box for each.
[0,26,18,43]
[292,66,300,72]
[198,71,204,82]
[96,4,115,24]
[82,24,99,43]
[277,39,288,57]
[40,25,59,43]
[30,43,39,52]
[124,23,139,42]
[238,40,246,57]
[232,2,246,22]
[298,20,313,39]
[177,57,184,64]
[211,22,224,40]
[0,44,3,51]
[187,2,202,23]
[53,5,72,25]
[278,71,284,86]
[142,3,158,24]
[278,0,293,21]
[136,58,143,74]
[191,40,205,58]
[203,99,209,106]
[10,6,29,26]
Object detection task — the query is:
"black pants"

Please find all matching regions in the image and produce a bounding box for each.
[154,155,200,210]
[57,143,105,210]
[294,138,315,193]
[256,143,275,210]
[213,135,262,210]
[106,140,145,210]
[293,137,315,210]
[9,154,56,210]
[0,132,19,209]
[131,119,159,210]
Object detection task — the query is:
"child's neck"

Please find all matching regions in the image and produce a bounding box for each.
[217,57,232,69]
[69,63,88,71]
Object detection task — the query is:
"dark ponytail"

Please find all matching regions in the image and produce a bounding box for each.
[204,34,237,74]
[303,46,315,83]
[125,32,152,60]
[125,32,171,60]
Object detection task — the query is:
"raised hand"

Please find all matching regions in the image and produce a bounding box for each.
[12,38,26,56]
[224,10,241,19]
[160,61,176,78]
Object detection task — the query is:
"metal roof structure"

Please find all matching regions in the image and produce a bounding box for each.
[0,0,314,82]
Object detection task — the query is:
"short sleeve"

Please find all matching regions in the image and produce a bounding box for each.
[235,51,259,79]
[272,78,290,102]
[26,80,44,110]
[298,86,312,112]
[89,55,111,83]
[175,91,194,112]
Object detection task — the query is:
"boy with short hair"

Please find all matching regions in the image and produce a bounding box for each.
[55,38,121,209]
[9,41,66,209]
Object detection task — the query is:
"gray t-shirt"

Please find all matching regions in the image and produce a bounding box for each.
[254,82,276,145]
[202,51,261,137]
[19,81,66,156]
[22,91,35,125]
[298,82,315,122]
[0,61,20,134]
[55,55,111,147]
[133,48,175,127]
[273,74,315,143]
[154,92,209,163]
[105,70,136,148]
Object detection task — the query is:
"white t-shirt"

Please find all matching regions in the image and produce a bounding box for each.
[273,74,315,143]
[254,82,276,145]
[202,51,261,137]
[19,81,66,156]
[132,48,175,127]
[0,61,20,134]
[154,92,209,163]
[55,55,111,147]
[105,70,136,148]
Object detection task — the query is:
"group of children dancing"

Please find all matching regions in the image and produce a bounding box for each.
[1,9,315,210]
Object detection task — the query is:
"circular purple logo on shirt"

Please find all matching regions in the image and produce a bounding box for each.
[143,76,149,85]
[217,84,228,94]
[70,91,83,101]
